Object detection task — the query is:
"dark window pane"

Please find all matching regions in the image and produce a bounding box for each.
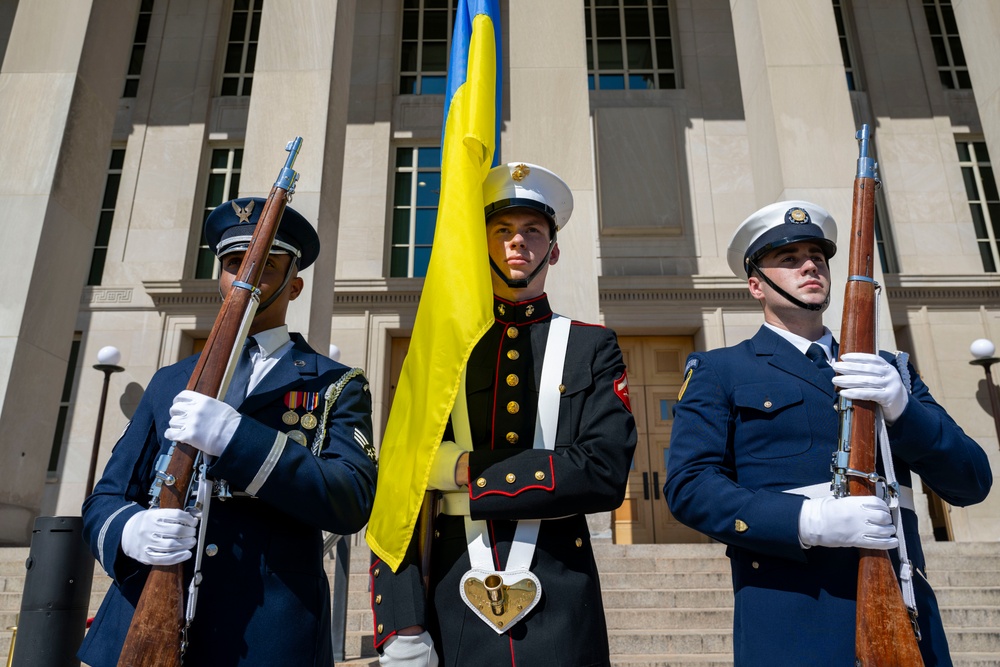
[956,142,971,162]
[924,6,941,35]
[931,36,948,67]
[394,173,413,207]
[110,150,126,170]
[588,74,596,90]
[123,79,139,97]
[962,167,979,201]
[49,406,68,471]
[939,69,954,89]
[658,72,676,89]
[623,9,650,37]
[392,209,411,244]
[595,9,621,38]
[96,211,115,245]
[597,40,624,69]
[241,76,253,96]
[981,166,999,201]
[245,44,257,72]
[128,45,145,75]
[973,142,990,162]
[141,0,154,11]
[195,247,216,279]
[990,203,1000,236]
[396,148,414,168]
[629,73,655,89]
[599,74,625,90]
[402,11,419,40]
[656,38,674,70]
[422,41,449,71]
[135,13,150,41]
[652,8,671,36]
[228,172,241,196]
[206,173,228,206]
[970,203,987,236]
[423,10,449,40]
[421,75,447,94]
[234,0,249,13]
[949,37,966,66]
[417,147,442,168]
[413,246,432,277]
[956,70,972,89]
[978,241,997,272]
[586,45,594,70]
[595,0,618,6]
[400,42,419,71]
[229,12,248,41]
[211,150,229,169]
[232,149,243,169]
[400,76,418,94]
[839,40,851,66]
[424,0,448,8]
[221,77,239,96]
[585,10,591,38]
[249,10,261,40]
[415,171,441,207]
[390,247,409,277]
[404,0,418,7]
[102,175,121,209]
[845,71,856,91]
[941,5,958,34]
[225,44,244,73]
[414,208,437,244]
[624,0,645,5]
[87,249,107,286]
[627,40,653,68]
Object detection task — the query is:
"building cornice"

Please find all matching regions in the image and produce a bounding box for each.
[882,274,1000,308]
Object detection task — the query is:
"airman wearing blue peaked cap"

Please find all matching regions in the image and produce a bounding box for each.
[205,196,321,270]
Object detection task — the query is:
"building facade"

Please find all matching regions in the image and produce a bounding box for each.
[0,0,998,546]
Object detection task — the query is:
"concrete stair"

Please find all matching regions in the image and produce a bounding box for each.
[2,541,998,666]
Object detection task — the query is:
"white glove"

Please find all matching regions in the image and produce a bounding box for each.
[121,508,198,566]
[831,352,909,423]
[165,389,242,457]
[380,632,439,667]
[798,496,898,550]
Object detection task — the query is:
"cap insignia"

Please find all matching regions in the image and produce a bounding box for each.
[511,164,531,182]
[785,207,810,225]
[232,199,255,224]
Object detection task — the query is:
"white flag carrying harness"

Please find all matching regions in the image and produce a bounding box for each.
[451,315,571,634]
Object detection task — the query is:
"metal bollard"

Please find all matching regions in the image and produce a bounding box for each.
[11,517,94,667]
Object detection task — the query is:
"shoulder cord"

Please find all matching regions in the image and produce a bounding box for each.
[311,367,366,456]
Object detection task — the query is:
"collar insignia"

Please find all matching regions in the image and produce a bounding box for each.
[525,305,534,317]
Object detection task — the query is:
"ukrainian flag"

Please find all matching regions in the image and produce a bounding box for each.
[367,0,502,571]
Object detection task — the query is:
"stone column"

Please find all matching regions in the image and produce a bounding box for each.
[0,0,136,545]
[506,0,600,324]
[952,1,1000,170]
[240,0,357,352]
[729,0,862,334]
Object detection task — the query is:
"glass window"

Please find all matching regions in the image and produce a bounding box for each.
[195,147,243,279]
[399,0,458,94]
[390,146,441,277]
[49,337,81,473]
[831,0,863,91]
[87,149,127,286]
[957,139,1000,271]
[221,0,262,96]
[122,0,154,97]
[923,0,971,90]
[585,0,678,91]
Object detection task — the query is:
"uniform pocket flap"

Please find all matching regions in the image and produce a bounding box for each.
[733,383,803,413]
[559,362,594,396]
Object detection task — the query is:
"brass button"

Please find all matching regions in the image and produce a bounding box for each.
[763,400,773,409]
[507,401,519,414]
[752,561,759,569]
[434,530,440,538]
[506,432,519,444]
[375,594,382,604]
[575,538,583,547]
[506,327,519,339]
[476,477,487,488]
[558,384,566,394]
[734,519,748,533]
[373,568,380,577]
[506,374,519,387]
[507,350,520,360]
[377,623,384,634]
[505,473,516,484]
[534,470,545,481]
[205,544,218,557]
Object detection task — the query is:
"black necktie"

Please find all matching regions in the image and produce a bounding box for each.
[225,336,257,407]
[805,343,835,382]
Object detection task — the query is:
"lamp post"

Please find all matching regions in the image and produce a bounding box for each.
[969,338,1000,447]
[86,346,124,496]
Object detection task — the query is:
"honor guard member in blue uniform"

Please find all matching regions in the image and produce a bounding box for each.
[79,198,378,666]
[372,163,638,667]
[663,201,992,666]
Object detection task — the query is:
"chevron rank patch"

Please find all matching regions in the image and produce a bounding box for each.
[355,427,377,464]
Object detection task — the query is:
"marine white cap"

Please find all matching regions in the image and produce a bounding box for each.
[726,200,838,278]
[483,162,574,230]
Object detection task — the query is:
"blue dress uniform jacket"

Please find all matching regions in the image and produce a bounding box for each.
[663,326,992,667]
[79,334,378,667]
[371,295,637,667]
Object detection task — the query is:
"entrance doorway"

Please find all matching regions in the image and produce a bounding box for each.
[613,336,709,544]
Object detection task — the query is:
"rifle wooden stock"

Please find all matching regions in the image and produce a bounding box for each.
[841,126,923,666]
[118,141,301,667]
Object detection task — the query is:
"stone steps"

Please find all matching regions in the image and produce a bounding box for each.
[1,541,998,666]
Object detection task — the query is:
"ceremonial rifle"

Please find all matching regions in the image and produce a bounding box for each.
[117,138,303,667]
[832,125,923,666]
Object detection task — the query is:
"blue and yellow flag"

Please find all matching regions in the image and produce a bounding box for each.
[366,0,502,571]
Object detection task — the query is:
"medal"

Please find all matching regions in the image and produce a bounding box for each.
[283,391,304,425]
[286,430,308,446]
[300,392,320,430]
[282,410,299,425]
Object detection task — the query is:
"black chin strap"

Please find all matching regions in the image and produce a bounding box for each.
[219,258,298,313]
[489,235,557,289]
[747,258,827,312]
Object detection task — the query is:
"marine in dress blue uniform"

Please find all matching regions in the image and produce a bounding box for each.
[371,163,637,667]
[663,200,992,666]
[79,198,378,666]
